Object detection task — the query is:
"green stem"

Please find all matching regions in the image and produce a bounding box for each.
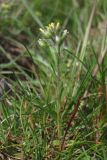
[56,44,61,150]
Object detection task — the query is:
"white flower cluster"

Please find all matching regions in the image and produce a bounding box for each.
[38,22,68,47]
[39,22,60,38]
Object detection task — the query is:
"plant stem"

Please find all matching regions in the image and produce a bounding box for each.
[56,44,61,150]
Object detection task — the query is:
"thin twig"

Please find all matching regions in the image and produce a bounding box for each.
[61,96,81,150]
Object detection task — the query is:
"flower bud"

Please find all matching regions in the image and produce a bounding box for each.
[62,30,68,39]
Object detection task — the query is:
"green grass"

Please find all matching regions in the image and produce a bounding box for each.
[0,0,107,159]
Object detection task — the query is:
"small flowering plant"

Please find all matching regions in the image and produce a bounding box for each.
[38,22,68,150]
